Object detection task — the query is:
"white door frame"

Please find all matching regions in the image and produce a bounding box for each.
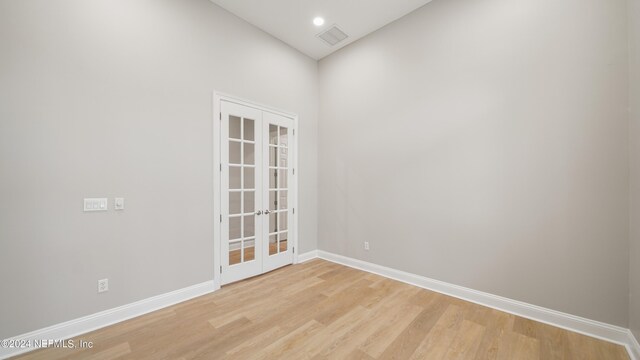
[213,91,300,289]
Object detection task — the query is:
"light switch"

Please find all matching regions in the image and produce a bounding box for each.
[84,198,108,212]
[114,198,125,210]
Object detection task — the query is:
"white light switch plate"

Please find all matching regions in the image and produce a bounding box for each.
[84,198,108,212]
[114,198,125,210]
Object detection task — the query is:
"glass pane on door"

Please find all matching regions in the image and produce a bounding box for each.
[279,232,288,252]
[244,239,255,261]
[229,240,241,265]
[269,234,277,256]
[229,116,241,139]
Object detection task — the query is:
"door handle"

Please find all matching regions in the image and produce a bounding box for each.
[264,210,271,215]
[256,210,262,216]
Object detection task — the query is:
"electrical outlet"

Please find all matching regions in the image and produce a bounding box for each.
[98,279,109,293]
[364,242,370,251]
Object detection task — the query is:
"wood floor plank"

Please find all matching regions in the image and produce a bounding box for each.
[190,292,329,359]
[409,304,465,360]
[378,295,450,360]
[283,305,371,359]
[443,320,486,360]
[471,309,514,360]
[13,260,630,360]
[313,278,375,325]
[311,285,425,359]
[345,350,375,360]
[252,320,324,360]
[83,342,131,360]
[357,288,426,357]
[498,332,540,360]
[225,326,285,359]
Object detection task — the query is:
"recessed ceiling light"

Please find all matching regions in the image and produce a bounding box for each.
[313,17,325,26]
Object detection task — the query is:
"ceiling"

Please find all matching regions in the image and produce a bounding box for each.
[210,0,433,60]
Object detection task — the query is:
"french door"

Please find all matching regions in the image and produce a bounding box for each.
[220,100,295,284]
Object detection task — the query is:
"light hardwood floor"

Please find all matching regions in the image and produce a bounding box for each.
[14,259,629,360]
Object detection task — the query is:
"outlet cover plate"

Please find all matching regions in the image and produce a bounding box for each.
[98,279,109,293]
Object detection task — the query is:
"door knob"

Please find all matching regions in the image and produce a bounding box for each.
[256,210,262,216]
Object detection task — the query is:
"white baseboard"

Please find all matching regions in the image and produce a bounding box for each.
[297,250,319,263]
[315,250,638,360]
[628,330,640,360]
[0,281,216,360]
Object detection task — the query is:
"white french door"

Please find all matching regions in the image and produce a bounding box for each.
[220,100,295,284]
[262,111,294,273]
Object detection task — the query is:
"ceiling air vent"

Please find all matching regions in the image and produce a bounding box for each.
[317,25,349,46]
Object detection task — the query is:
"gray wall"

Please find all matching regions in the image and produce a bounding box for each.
[630,0,640,341]
[318,0,630,326]
[0,0,318,338]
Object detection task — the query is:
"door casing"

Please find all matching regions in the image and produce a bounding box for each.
[213,91,300,289]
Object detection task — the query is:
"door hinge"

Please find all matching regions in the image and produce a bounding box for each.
[293,129,295,136]
[293,168,295,175]
[293,208,295,214]
[220,214,222,223]
[219,113,222,120]
[220,265,222,273]
[293,247,295,253]
[220,163,222,171]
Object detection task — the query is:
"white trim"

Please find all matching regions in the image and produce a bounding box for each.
[628,330,640,360]
[0,281,216,359]
[292,106,300,265]
[315,250,637,359]
[215,91,298,119]
[213,92,222,291]
[296,250,319,263]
